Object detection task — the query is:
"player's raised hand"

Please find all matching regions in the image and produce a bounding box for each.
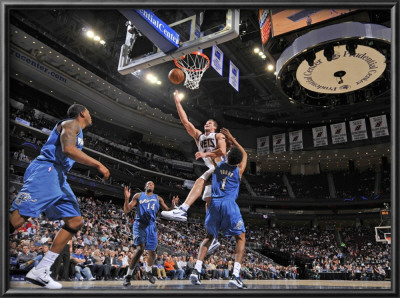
[98,163,110,181]
[124,186,131,201]
[220,128,234,141]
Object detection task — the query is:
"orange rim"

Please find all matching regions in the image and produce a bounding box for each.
[173,51,210,72]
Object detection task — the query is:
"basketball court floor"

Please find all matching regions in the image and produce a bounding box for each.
[9,279,391,290]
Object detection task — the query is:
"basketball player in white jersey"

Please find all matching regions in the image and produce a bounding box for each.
[161,90,226,253]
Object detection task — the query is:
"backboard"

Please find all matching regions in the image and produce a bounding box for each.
[375,226,391,243]
[118,9,240,75]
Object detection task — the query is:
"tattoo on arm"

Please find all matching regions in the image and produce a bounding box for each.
[60,120,79,149]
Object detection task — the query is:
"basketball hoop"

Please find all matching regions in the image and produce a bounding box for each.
[174,51,210,90]
[385,236,391,245]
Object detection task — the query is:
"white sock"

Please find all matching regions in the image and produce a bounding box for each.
[36,250,59,270]
[233,262,241,277]
[194,260,203,272]
[146,266,152,273]
[181,203,189,212]
[127,268,134,276]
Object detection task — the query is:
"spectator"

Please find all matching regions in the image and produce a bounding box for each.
[71,247,95,281]
[17,245,43,271]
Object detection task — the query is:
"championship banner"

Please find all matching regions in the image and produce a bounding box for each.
[312,126,328,147]
[289,130,303,151]
[370,115,389,138]
[349,118,368,141]
[330,122,348,144]
[258,9,272,49]
[229,60,239,92]
[257,136,269,156]
[211,45,224,76]
[273,133,286,153]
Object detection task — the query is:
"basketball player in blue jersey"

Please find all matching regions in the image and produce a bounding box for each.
[190,128,248,289]
[122,181,178,286]
[161,90,227,253]
[9,104,110,289]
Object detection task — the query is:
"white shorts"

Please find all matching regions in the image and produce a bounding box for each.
[202,184,211,201]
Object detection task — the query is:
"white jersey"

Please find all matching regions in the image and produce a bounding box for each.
[197,133,218,169]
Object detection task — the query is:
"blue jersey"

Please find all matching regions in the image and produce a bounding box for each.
[135,192,159,224]
[36,119,84,172]
[211,161,240,200]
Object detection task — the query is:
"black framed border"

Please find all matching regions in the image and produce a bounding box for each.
[1,0,399,297]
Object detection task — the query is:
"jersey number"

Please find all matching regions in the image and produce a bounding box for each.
[221,177,227,191]
[147,203,156,210]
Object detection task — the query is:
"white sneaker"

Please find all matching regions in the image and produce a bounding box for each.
[161,206,187,222]
[89,277,96,281]
[229,275,247,289]
[189,269,201,285]
[207,238,220,255]
[25,266,62,289]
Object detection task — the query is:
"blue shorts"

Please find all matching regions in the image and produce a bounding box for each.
[205,198,246,238]
[9,159,81,221]
[133,221,157,251]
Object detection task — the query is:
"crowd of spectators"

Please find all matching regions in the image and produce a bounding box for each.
[245,172,288,197]
[9,195,391,282]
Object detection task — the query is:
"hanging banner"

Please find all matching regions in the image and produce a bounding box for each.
[289,130,303,151]
[330,122,348,144]
[370,115,389,138]
[349,118,368,141]
[312,126,328,147]
[229,61,239,92]
[273,133,286,153]
[258,9,272,50]
[257,136,269,156]
[211,45,224,76]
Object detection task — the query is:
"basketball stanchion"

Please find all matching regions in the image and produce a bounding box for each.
[173,51,210,90]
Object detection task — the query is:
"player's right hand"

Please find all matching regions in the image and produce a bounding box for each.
[124,186,131,200]
[98,164,110,180]
[220,128,234,140]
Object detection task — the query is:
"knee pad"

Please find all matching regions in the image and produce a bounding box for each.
[62,224,80,235]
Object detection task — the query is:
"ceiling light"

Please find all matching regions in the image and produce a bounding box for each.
[86,31,94,38]
[100,40,106,45]
[94,35,100,41]
[267,64,274,71]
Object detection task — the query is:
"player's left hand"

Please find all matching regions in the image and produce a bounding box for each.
[195,151,207,160]
[124,186,131,200]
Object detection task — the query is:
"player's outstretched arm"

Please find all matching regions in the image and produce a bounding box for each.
[60,119,110,180]
[159,195,178,211]
[124,188,140,214]
[220,128,247,176]
[174,90,202,140]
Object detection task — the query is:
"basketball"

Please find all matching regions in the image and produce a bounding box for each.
[168,68,185,84]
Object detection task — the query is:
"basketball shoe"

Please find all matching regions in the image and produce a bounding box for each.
[123,274,131,286]
[229,275,247,289]
[190,269,201,285]
[207,238,220,255]
[161,206,187,222]
[25,266,62,289]
[143,271,156,284]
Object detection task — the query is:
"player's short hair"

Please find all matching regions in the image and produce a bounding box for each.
[67,104,87,119]
[208,119,218,129]
[227,146,243,166]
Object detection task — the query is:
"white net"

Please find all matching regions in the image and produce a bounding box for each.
[174,52,210,90]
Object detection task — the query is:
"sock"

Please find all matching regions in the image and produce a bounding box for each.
[36,250,59,270]
[233,262,241,277]
[127,268,134,276]
[181,203,189,212]
[146,266,152,273]
[194,260,203,272]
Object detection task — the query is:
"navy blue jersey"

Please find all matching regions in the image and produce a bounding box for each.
[36,119,84,172]
[135,192,159,224]
[211,161,240,200]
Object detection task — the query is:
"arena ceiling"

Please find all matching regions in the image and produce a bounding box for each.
[7,7,392,171]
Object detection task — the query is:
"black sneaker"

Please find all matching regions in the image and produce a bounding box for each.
[228,275,247,289]
[143,271,156,284]
[190,269,201,285]
[123,275,132,286]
